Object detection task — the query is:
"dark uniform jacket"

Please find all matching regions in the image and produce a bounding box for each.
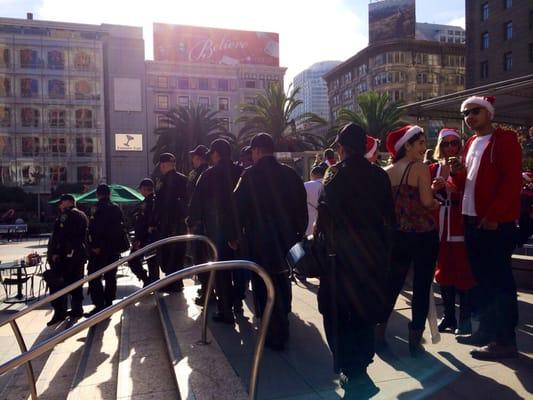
[316,156,395,321]
[88,199,125,254]
[188,159,243,242]
[155,169,188,235]
[48,207,89,262]
[234,156,308,273]
[133,193,156,246]
[187,163,209,199]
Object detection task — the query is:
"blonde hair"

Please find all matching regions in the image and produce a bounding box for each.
[433,136,462,160]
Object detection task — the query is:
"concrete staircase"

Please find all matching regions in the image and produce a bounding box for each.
[0,278,249,400]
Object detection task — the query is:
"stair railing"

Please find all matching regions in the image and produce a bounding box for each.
[0,235,276,400]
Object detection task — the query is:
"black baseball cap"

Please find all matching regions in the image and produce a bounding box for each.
[250,133,274,151]
[207,138,231,159]
[158,152,176,163]
[334,123,366,153]
[59,193,76,203]
[96,183,110,196]
[138,178,154,188]
[189,145,209,158]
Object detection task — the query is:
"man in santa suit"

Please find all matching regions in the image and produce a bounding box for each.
[450,95,522,360]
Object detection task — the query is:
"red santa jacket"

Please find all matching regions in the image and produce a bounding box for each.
[452,128,522,223]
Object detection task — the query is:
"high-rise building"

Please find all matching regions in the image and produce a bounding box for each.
[0,15,147,192]
[324,0,466,140]
[465,0,533,88]
[146,23,286,159]
[292,61,341,121]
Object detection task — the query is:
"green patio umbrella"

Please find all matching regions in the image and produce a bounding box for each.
[74,184,143,205]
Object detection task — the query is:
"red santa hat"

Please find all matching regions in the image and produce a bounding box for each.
[364,135,379,160]
[523,172,533,182]
[438,128,461,141]
[460,96,496,119]
[386,125,424,156]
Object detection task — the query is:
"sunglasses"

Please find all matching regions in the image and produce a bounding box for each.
[462,107,482,117]
[441,140,461,148]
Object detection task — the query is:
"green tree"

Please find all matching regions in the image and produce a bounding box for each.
[151,104,234,173]
[236,83,323,151]
[337,92,406,143]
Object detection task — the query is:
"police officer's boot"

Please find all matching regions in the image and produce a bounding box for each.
[375,322,388,351]
[455,290,472,335]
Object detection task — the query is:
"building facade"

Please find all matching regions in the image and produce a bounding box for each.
[415,23,465,44]
[145,24,286,167]
[465,0,533,87]
[292,60,341,121]
[323,39,466,139]
[0,16,147,192]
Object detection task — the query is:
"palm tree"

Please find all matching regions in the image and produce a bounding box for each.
[151,103,233,173]
[236,83,322,151]
[337,92,406,143]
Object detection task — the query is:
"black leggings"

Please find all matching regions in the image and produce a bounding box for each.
[388,230,439,330]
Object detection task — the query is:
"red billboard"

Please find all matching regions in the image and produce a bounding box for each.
[153,23,279,67]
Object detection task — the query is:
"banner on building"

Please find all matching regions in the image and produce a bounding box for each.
[369,0,416,44]
[115,133,143,151]
[153,23,279,67]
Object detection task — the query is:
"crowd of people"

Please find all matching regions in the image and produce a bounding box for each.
[45,94,529,399]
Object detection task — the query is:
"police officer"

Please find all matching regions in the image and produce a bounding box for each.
[189,139,243,323]
[46,194,88,325]
[86,184,127,317]
[233,133,308,351]
[316,123,395,398]
[129,178,159,286]
[187,145,211,303]
[154,152,188,292]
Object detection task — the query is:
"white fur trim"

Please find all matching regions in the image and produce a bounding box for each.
[438,129,461,141]
[461,96,495,119]
[394,125,423,153]
[364,139,378,159]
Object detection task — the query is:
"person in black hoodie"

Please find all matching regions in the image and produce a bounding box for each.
[233,133,308,350]
[188,139,243,323]
[86,184,127,317]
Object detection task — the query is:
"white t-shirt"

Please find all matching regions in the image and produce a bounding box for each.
[462,134,492,216]
[304,179,323,236]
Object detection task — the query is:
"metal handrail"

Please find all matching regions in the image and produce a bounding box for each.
[0,235,218,400]
[0,259,275,400]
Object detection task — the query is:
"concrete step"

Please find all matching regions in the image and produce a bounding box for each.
[116,296,178,400]
[66,310,123,400]
[156,288,248,400]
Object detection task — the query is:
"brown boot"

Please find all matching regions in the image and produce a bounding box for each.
[409,324,425,356]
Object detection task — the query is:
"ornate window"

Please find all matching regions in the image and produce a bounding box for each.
[20,108,40,128]
[48,79,65,99]
[75,109,93,128]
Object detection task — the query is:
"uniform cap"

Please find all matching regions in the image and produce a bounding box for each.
[96,183,110,196]
[386,125,424,156]
[207,138,232,158]
[189,145,209,158]
[139,178,154,188]
[59,194,76,203]
[158,152,176,163]
[334,123,366,154]
[250,133,274,150]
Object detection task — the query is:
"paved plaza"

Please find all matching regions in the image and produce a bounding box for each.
[0,238,532,399]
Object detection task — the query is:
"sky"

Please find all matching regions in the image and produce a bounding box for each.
[1,0,465,85]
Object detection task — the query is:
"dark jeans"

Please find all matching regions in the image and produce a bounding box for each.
[322,310,375,377]
[49,255,85,315]
[88,252,120,308]
[464,220,518,345]
[252,271,292,346]
[214,240,237,314]
[388,230,439,330]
